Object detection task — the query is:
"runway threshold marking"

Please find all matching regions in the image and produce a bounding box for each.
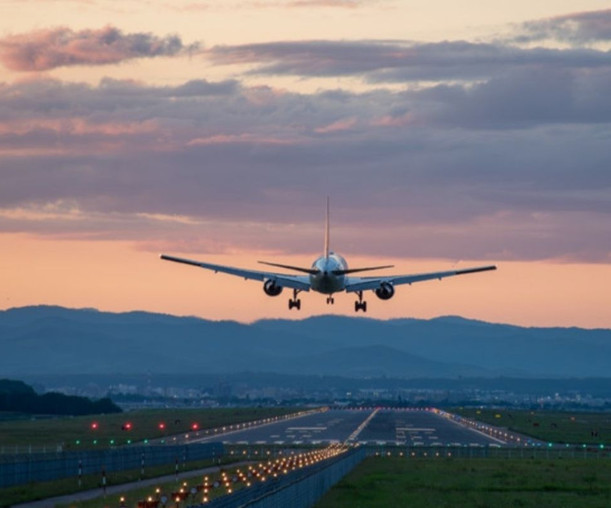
[188,411,317,444]
[286,427,327,431]
[396,427,436,432]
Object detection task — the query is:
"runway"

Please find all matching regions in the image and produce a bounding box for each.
[190,408,509,446]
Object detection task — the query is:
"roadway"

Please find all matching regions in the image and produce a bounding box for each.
[190,409,507,446]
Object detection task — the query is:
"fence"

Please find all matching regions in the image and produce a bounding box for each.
[188,444,609,508]
[0,442,223,488]
[362,444,609,460]
[199,447,366,508]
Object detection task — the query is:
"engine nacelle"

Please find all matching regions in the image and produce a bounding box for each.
[263,279,283,297]
[375,282,395,300]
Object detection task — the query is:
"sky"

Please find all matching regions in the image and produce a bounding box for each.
[0,1,610,327]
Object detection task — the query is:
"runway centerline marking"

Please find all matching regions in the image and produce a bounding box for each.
[286,427,326,431]
[347,408,379,442]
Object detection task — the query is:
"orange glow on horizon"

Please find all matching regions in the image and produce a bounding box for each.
[1,233,610,329]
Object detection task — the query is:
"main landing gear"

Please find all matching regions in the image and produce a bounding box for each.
[326,295,335,304]
[354,291,367,312]
[288,289,301,310]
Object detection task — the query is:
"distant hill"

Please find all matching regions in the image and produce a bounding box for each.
[0,306,610,378]
[0,378,121,415]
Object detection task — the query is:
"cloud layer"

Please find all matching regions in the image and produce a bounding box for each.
[1,13,610,264]
[515,9,611,43]
[0,26,198,71]
[1,74,609,262]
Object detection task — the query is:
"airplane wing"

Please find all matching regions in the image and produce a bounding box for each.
[160,254,311,291]
[344,265,497,292]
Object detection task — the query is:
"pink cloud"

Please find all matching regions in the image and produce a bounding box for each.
[371,112,414,127]
[186,133,299,146]
[0,26,198,71]
[0,118,160,136]
[314,117,357,133]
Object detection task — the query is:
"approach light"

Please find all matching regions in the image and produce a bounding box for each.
[159,422,166,430]
[91,422,99,430]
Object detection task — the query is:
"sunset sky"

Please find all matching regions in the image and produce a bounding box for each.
[1,1,610,327]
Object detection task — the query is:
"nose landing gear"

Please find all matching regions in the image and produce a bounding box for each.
[326,295,335,304]
[354,291,367,312]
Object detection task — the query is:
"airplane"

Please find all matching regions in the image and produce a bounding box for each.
[160,200,496,312]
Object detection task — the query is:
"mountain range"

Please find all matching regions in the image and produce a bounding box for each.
[1,306,610,378]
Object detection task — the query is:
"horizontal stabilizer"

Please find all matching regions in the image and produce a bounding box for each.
[258,261,319,275]
[333,265,394,275]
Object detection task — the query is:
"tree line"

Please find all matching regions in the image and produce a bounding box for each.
[0,379,121,415]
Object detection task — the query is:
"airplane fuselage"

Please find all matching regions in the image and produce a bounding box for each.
[309,253,348,294]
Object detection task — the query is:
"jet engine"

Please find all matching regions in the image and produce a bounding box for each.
[263,279,283,297]
[375,282,395,300]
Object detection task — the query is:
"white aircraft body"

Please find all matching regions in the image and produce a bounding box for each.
[161,201,496,312]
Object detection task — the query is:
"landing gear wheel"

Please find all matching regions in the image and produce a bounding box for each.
[326,296,335,305]
[288,289,302,310]
[354,291,367,312]
[354,301,367,312]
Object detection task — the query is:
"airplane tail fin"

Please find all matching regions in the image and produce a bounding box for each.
[324,197,330,260]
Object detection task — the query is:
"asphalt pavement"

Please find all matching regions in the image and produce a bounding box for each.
[190,408,507,446]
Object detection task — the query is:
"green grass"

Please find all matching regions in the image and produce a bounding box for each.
[0,407,306,451]
[453,408,610,446]
[316,456,611,508]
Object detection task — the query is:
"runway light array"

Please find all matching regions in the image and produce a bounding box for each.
[435,409,537,446]
[129,444,349,507]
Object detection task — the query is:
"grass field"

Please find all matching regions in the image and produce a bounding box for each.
[0,407,305,451]
[454,408,610,446]
[316,456,611,508]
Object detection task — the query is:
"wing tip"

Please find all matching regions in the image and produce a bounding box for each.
[456,265,497,275]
